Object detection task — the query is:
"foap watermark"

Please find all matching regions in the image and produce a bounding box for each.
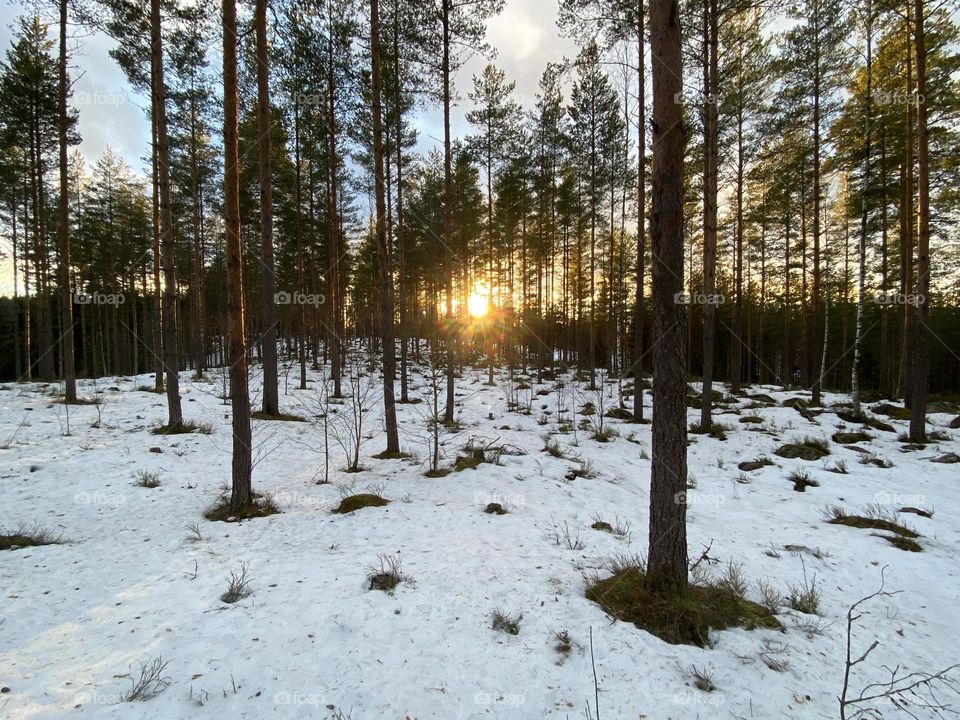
[74,90,126,107]
[473,492,526,510]
[874,491,925,506]
[273,691,326,707]
[674,490,725,508]
[872,89,923,107]
[74,690,125,705]
[675,292,725,306]
[74,291,126,306]
[873,291,924,307]
[275,290,326,307]
[673,689,725,707]
[673,88,721,106]
[74,491,125,508]
[275,89,325,107]
[474,691,525,707]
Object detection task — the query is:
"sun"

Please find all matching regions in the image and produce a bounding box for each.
[467,291,488,318]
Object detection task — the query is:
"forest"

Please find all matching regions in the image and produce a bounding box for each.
[1,0,959,717]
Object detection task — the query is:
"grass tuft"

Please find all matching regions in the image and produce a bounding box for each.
[585,563,779,647]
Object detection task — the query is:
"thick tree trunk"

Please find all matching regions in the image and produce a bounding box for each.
[151,0,182,426]
[58,0,76,402]
[255,0,279,416]
[647,0,688,595]
[442,0,456,424]
[909,0,929,440]
[700,0,718,428]
[326,5,343,397]
[370,0,400,453]
[223,0,253,508]
[851,1,872,418]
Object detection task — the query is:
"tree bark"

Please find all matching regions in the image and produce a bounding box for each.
[151,0,182,427]
[58,0,76,402]
[370,0,400,453]
[647,0,688,595]
[909,0,929,440]
[256,0,279,415]
[223,0,253,508]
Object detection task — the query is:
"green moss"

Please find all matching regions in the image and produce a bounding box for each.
[828,515,918,538]
[454,454,484,471]
[251,411,306,422]
[586,567,780,647]
[204,493,281,522]
[372,450,410,460]
[877,534,922,552]
[150,421,212,435]
[334,493,390,514]
[738,457,773,472]
[774,439,830,461]
[832,431,873,444]
[872,403,911,420]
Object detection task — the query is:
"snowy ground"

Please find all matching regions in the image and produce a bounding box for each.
[2,357,959,719]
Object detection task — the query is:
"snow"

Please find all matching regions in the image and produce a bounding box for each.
[1,361,959,719]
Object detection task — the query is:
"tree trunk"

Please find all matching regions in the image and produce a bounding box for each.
[909,0,929,441]
[58,0,76,402]
[256,0,279,416]
[151,0,182,427]
[370,0,400,453]
[223,0,253,508]
[851,0,872,418]
[442,0,456,424]
[647,0,688,595]
[700,0,718,428]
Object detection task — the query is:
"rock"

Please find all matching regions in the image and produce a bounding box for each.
[484,503,507,515]
[949,416,960,429]
[149,447,163,454]
[738,460,770,471]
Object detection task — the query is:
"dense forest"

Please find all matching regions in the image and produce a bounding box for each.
[2,0,960,716]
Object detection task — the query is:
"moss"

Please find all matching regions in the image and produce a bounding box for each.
[204,494,281,522]
[251,411,306,422]
[738,458,773,472]
[368,573,401,591]
[424,468,451,478]
[150,421,211,435]
[877,534,922,552]
[739,416,763,424]
[872,403,911,420]
[0,527,62,550]
[585,567,780,647]
[835,409,895,432]
[591,520,614,532]
[333,493,390,514]
[484,502,507,515]
[832,431,873,444]
[372,450,410,460]
[828,515,918,538]
[774,441,829,461]
[454,454,484,471]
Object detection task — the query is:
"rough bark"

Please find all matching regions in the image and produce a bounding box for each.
[647,0,688,594]
[223,0,253,508]
[256,0,279,415]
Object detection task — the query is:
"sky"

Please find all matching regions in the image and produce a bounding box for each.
[0,0,579,294]
[0,0,580,176]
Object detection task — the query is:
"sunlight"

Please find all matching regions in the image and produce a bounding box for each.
[467,291,488,318]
